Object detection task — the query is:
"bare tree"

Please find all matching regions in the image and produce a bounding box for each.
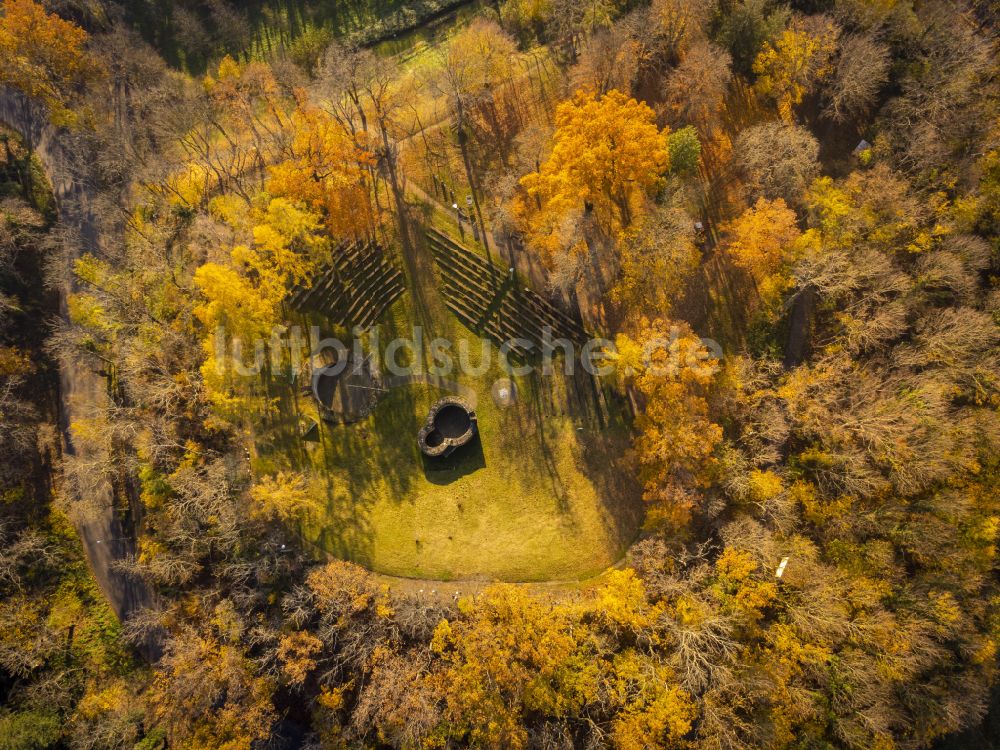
[661,38,732,135]
[824,33,890,122]
[319,42,417,249]
[878,3,993,176]
[571,23,646,96]
[733,122,820,207]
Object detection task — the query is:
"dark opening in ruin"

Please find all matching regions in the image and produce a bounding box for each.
[435,404,471,438]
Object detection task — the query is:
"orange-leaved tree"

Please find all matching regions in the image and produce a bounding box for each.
[267,97,375,239]
[722,196,802,317]
[520,90,670,261]
[614,318,722,531]
[0,0,103,126]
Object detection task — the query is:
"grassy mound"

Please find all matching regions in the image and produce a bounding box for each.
[253,230,643,581]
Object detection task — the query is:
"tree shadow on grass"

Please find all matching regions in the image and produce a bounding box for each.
[575,422,645,554]
[255,327,428,567]
[310,380,423,555]
[518,362,645,552]
[516,371,571,511]
[573,379,645,552]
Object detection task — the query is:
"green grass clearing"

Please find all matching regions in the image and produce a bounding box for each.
[252,226,643,581]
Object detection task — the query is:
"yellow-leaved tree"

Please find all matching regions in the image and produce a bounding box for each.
[148,631,275,750]
[753,15,839,121]
[429,585,600,748]
[250,472,322,524]
[194,197,327,418]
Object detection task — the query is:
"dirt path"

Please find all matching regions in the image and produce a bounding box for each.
[378,554,631,604]
[0,89,159,659]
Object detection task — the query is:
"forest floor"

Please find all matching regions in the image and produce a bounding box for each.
[0,94,160,657]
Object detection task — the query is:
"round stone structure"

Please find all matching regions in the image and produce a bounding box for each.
[418,396,478,458]
[311,351,383,424]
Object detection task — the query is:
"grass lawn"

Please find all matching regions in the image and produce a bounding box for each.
[252,223,643,581]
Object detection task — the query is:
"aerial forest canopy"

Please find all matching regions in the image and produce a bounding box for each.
[0,0,999,748]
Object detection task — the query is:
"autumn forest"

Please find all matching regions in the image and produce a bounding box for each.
[1,0,999,748]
